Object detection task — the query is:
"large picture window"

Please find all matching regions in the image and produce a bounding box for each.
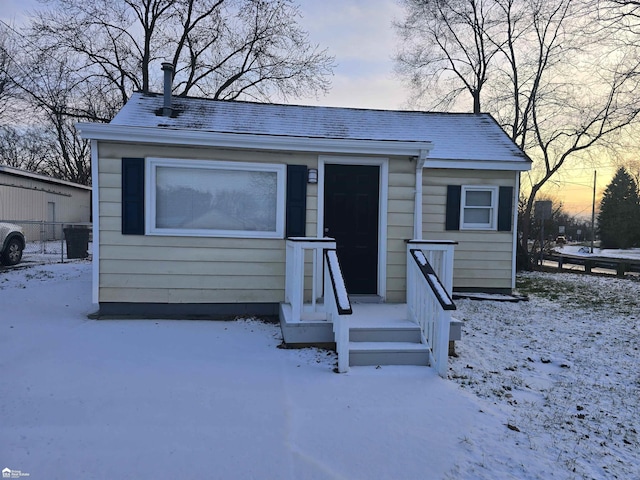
[147,158,285,238]
[461,186,498,230]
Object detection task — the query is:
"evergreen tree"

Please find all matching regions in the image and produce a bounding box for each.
[597,167,640,248]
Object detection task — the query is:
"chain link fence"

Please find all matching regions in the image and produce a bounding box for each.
[1,220,92,265]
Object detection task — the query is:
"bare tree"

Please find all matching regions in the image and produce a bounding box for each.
[395,0,640,268]
[0,0,334,185]
[599,0,640,34]
[1,35,110,184]
[0,26,20,123]
[29,0,334,103]
[395,0,503,113]
[0,126,53,172]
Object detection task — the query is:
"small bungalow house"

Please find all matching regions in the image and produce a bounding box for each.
[78,71,530,373]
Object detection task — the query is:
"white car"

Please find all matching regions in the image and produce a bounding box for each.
[0,222,26,266]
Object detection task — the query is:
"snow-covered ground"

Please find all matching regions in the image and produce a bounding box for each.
[558,245,640,260]
[1,262,639,479]
[450,271,640,479]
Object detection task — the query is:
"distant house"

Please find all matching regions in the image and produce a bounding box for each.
[77,76,531,321]
[0,165,91,241]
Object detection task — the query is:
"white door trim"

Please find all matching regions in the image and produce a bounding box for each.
[317,156,389,300]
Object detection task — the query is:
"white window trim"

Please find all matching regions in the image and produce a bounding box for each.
[146,157,286,238]
[460,185,499,230]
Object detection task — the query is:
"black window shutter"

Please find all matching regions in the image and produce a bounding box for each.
[286,165,308,237]
[122,158,145,235]
[445,185,461,231]
[497,186,514,232]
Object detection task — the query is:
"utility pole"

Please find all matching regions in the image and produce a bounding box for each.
[591,170,596,254]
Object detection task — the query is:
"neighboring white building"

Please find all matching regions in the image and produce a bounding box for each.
[0,165,91,241]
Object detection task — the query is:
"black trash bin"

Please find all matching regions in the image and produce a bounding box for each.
[64,226,90,259]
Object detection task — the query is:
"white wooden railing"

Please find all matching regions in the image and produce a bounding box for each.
[407,240,456,294]
[324,249,352,373]
[284,238,352,371]
[285,237,337,321]
[406,241,457,378]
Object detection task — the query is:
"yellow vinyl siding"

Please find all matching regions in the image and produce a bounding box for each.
[385,158,416,302]
[96,141,315,305]
[101,273,282,290]
[99,245,284,263]
[454,248,511,262]
[96,137,519,305]
[100,287,280,303]
[305,185,318,236]
[423,169,516,291]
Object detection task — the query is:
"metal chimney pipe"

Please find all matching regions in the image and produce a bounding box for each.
[161,62,174,116]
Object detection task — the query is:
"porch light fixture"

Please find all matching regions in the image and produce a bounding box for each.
[308,168,318,184]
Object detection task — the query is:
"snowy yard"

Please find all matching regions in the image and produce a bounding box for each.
[450,271,640,479]
[1,262,639,479]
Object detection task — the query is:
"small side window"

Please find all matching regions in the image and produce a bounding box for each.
[460,186,498,230]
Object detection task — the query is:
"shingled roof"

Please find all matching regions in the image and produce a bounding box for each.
[109,92,530,165]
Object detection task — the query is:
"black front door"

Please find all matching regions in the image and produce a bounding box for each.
[324,164,380,294]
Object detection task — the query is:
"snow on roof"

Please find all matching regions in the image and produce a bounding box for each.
[110,92,530,164]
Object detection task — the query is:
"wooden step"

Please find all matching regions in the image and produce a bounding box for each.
[349,324,422,343]
[349,341,429,366]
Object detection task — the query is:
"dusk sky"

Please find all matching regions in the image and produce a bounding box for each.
[1,0,407,110]
[0,0,620,216]
[296,0,407,110]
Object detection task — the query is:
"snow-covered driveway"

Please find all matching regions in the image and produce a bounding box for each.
[2,263,639,479]
[1,262,487,480]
